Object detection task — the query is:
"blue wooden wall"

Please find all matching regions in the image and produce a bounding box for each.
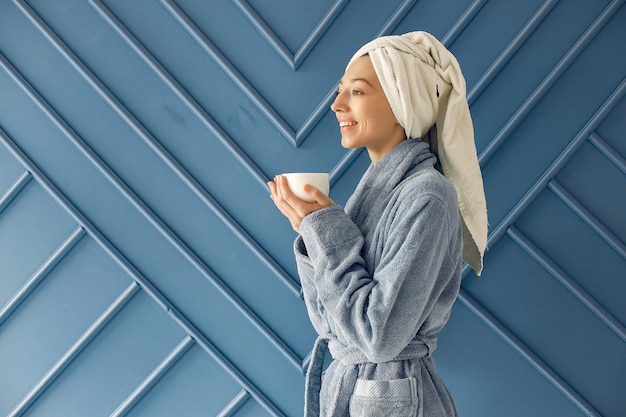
[1,1,625,416]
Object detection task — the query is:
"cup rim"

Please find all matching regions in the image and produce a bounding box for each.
[281,172,329,176]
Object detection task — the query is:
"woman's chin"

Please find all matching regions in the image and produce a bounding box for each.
[340,137,361,150]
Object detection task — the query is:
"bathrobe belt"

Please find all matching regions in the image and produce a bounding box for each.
[304,335,436,417]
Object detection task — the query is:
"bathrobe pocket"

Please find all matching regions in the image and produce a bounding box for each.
[349,377,418,417]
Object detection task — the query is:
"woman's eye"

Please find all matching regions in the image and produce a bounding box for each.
[352,89,363,95]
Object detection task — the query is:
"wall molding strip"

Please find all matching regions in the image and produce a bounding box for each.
[0,128,287,417]
[12,0,297,299]
[217,390,251,417]
[457,290,601,417]
[84,0,269,189]
[374,0,418,37]
[233,0,293,69]
[233,0,348,71]
[301,350,312,375]
[163,0,481,151]
[71,0,299,298]
[8,282,140,417]
[110,335,195,417]
[0,0,290,297]
[508,226,626,342]
[298,85,338,148]
[548,180,626,259]
[467,0,559,105]
[373,0,486,49]
[0,226,85,329]
[167,320,287,417]
[329,148,362,185]
[0,170,31,215]
[293,0,347,69]
[441,0,488,47]
[160,0,298,146]
[478,0,624,167]
[588,132,626,175]
[468,78,626,279]
[164,0,421,148]
[0,48,303,370]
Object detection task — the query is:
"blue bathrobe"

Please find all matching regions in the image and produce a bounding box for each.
[295,139,462,417]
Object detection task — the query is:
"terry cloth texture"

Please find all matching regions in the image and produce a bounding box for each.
[296,140,461,417]
[348,31,488,275]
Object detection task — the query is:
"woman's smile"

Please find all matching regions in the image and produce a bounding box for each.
[338,119,358,132]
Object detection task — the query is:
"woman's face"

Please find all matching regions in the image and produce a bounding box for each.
[331,55,406,163]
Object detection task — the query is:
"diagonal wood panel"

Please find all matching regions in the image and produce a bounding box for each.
[233,0,348,70]
[0,0,624,416]
[0,127,283,415]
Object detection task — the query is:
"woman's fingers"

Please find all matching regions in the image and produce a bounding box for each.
[269,177,302,232]
[268,175,335,233]
[303,184,334,207]
[276,175,300,206]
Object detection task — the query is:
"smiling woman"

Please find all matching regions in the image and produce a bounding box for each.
[268,31,487,417]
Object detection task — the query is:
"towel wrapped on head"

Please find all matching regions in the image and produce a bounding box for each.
[348,31,488,275]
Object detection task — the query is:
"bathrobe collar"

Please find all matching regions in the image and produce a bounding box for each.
[346,139,437,226]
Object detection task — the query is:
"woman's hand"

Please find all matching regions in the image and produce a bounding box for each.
[268,175,335,233]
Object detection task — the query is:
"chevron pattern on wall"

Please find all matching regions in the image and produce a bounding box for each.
[0,0,624,416]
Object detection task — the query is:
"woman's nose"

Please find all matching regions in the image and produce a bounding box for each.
[331,91,344,113]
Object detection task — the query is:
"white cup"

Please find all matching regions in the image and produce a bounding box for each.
[281,173,330,202]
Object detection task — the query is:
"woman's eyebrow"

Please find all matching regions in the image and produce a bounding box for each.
[339,78,374,87]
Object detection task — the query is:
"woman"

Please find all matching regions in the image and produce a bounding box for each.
[268,32,487,417]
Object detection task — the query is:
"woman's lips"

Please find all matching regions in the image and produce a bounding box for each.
[339,120,357,133]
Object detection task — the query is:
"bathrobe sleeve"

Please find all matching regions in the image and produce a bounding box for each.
[294,235,334,337]
[294,184,460,363]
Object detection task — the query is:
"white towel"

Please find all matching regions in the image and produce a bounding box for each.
[348,31,488,275]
